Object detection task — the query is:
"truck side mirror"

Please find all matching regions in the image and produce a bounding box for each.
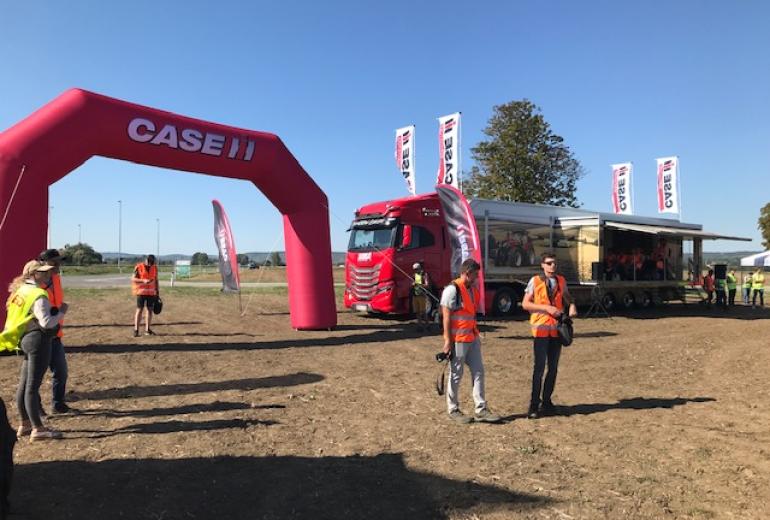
[400,225,413,249]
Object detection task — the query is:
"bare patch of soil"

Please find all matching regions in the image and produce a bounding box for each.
[2,288,769,519]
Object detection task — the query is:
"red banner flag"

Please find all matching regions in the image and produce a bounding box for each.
[436,184,485,314]
[212,200,241,293]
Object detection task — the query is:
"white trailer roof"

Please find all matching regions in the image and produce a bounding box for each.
[740,251,770,266]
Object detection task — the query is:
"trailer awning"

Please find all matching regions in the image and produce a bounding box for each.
[604,221,751,241]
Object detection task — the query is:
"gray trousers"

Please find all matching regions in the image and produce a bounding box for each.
[446,337,487,414]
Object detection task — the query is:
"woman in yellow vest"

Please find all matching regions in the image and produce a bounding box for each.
[743,273,753,305]
[132,254,160,337]
[522,252,577,419]
[440,259,500,424]
[1,260,67,440]
[752,268,765,308]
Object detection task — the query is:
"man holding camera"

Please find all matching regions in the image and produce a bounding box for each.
[522,252,577,419]
[440,259,500,424]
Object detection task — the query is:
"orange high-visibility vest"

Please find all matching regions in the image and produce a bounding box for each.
[529,275,566,338]
[450,278,479,343]
[46,273,64,338]
[132,263,158,296]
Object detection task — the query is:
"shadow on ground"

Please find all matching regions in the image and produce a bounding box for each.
[75,400,284,418]
[11,453,548,519]
[496,331,618,341]
[66,417,275,439]
[555,396,716,417]
[73,372,323,400]
[500,396,715,422]
[67,327,493,354]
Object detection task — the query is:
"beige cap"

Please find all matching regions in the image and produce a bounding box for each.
[23,260,55,277]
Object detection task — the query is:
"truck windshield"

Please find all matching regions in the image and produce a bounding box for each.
[348,227,396,252]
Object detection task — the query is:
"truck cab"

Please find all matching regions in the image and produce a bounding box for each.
[344,194,448,314]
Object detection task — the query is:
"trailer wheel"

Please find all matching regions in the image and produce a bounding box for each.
[511,248,524,267]
[622,291,636,309]
[601,292,616,310]
[492,287,516,316]
[641,291,654,308]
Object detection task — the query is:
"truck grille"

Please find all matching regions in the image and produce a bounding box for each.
[349,265,382,301]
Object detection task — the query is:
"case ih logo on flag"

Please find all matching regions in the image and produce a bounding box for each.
[656,156,679,214]
[436,184,486,314]
[436,113,461,189]
[212,200,241,292]
[395,125,416,196]
[611,162,633,215]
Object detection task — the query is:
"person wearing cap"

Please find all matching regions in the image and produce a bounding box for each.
[411,262,431,331]
[440,258,501,424]
[0,260,67,440]
[38,248,73,413]
[132,254,160,337]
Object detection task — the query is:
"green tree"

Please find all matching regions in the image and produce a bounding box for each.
[269,251,283,266]
[60,243,103,265]
[191,252,209,265]
[464,100,584,207]
[758,202,770,249]
[236,254,250,266]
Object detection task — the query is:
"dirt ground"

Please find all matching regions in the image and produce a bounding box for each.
[2,287,768,520]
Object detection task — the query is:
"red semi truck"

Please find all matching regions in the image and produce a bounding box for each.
[344,192,748,316]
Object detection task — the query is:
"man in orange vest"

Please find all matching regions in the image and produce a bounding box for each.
[522,252,577,419]
[38,249,74,414]
[440,259,500,424]
[132,254,159,337]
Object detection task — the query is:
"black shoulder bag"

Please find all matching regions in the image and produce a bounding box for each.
[541,275,573,347]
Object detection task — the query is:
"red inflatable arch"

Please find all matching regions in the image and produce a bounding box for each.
[0,89,336,330]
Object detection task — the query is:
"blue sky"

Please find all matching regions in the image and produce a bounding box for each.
[2,1,768,254]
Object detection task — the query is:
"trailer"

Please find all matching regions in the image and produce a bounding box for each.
[344,193,749,315]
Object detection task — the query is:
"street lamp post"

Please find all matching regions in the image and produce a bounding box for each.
[156,218,160,261]
[118,200,122,273]
[78,224,81,244]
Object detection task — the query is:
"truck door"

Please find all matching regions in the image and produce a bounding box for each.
[395,224,442,305]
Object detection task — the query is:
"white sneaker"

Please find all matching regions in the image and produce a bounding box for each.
[30,428,63,441]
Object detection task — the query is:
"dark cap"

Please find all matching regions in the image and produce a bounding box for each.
[38,248,63,262]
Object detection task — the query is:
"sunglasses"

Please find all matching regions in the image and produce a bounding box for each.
[543,260,557,266]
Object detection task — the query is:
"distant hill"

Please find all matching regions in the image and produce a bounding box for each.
[101,251,347,265]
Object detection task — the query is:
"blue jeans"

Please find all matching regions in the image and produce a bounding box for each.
[16,331,52,428]
[49,337,68,407]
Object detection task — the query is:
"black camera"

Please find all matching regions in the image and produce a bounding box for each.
[435,351,452,362]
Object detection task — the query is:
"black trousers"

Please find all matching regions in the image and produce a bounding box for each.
[531,336,562,410]
[728,289,736,306]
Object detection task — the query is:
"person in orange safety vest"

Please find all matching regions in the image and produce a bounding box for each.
[522,252,577,419]
[132,254,159,337]
[38,248,75,414]
[440,259,500,425]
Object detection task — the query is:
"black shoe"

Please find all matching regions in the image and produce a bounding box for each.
[541,401,558,416]
[144,329,156,336]
[527,407,539,419]
[133,329,140,338]
[52,403,71,414]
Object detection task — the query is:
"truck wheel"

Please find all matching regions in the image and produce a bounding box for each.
[641,291,654,308]
[511,248,524,267]
[622,292,636,309]
[492,287,516,316]
[601,292,616,310]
